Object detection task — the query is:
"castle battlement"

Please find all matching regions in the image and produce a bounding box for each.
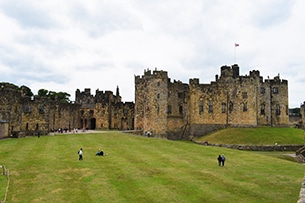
[135,68,168,84]
[264,75,288,85]
[220,64,240,78]
[249,70,261,78]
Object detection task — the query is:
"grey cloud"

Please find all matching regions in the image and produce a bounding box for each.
[251,1,295,28]
[73,61,115,72]
[0,1,57,29]
[68,2,142,38]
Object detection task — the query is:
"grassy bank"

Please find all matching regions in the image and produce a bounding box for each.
[194,127,304,145]
[0,131,304,202]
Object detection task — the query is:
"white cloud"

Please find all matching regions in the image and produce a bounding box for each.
[0,0,304,107]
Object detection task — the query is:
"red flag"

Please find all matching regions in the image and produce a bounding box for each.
[235,43,239,47]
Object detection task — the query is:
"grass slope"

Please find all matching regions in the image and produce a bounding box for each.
[0,131,304,203]
[195,127,305,145]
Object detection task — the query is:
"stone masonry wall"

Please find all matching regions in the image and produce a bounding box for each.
[135,65,289,139]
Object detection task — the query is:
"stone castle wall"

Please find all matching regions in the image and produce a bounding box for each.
[134,64,290,140]
[0,83,134,138]
[0,64,290,140]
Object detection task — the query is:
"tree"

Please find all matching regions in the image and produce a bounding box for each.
[36,89,71,103]
[57,92,71,103]
[290,108,300,115]
[20,85,33,96]
[38,89,49,97]
[47,91,57,100]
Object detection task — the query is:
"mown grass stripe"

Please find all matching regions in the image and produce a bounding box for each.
[0,131,304,202]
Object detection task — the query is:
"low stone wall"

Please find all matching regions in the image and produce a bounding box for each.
[193,141,303,151]
[298,175,305,203]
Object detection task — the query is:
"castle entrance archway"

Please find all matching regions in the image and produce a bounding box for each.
[90,118,96,130]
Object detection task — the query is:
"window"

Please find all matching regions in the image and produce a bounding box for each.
[273,87,278,94]
[242,103,247,112]
[208,100,213,113]
[89,110,94,116]
[260,104,265,115]
[276,104,280,115]
[157,93,160,99]
[167,106,172,114]
[24,106,32,113]
[157,106,160,113]
[179,106,183,114]
[114,109,117,115]
[260,87,265,94]
[221,102,226,113]
[229,101,233,113]
[199,100,204,114]
[242,92,248,99]
[178,92,183,98]
[124,109,128,115]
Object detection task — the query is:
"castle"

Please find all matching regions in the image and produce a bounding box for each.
[0,84,134,138]
[135,64,289,139]
[0,64,290,140]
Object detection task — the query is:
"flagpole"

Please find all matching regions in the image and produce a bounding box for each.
[234,43,239,64]
[234,46,236,63]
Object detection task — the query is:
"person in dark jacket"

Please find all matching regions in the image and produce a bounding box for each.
[221,154,226,166]
[217,155,222,166]
[96,149,104,156]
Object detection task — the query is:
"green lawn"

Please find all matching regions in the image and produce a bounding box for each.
[194,127,305,145]
[0,131,304,202]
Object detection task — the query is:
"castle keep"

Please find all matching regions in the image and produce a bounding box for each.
[135,64,289,139]
[0,64,289,140]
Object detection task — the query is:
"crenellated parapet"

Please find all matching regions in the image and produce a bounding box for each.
[220,64,240,78]
[135,68,168,84]
[264,75,288,85]
[189,78,200,86]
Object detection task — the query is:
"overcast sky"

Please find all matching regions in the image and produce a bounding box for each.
[0,0,304,107]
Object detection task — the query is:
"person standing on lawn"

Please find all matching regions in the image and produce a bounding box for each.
[78,148,83,160]
[217,155,222,166]
[221,154,226,166]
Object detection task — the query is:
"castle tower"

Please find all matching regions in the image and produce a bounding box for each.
[258,75,289,126]
[134,69,169,136]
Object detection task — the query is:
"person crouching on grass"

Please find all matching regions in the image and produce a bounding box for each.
[96,149,104,156]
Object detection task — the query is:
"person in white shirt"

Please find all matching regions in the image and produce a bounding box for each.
[78,148,83,160]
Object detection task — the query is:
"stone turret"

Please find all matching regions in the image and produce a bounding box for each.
[220,64,240,79]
